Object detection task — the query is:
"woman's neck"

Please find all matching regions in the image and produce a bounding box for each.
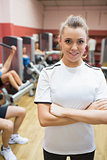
[62,58,83,68]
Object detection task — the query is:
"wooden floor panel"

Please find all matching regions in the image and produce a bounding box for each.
[0,93,107,160]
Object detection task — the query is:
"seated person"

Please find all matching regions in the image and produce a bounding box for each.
[0,46,30,91]
[0,103,28,160]
[35,42,44,55]
[0,70,30,91]
[23,47,30,68]
[35,42,45,64]
[0,48,29,159]
[22,47,34,82]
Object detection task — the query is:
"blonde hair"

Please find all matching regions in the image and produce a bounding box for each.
[60,15,88,37]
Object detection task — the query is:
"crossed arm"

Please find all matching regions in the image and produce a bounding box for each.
[37,99,107,127]
[37,103,77,127]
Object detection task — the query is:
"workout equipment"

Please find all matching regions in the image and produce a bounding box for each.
[34,50,61,74]
[100,38,107,77]
[1,36,36,103]
[21,36,40,80]
[22,36,35,62]
[21,36,41,79]
[101,38,107,67]
[27,62,41,76]
[0,43,12,49]
[21,36,60,79]
[2,36,23,80]
[41,50,61,67]
[38,33,53,51]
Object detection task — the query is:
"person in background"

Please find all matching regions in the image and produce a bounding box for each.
[0,46,29,91]
[23,47,30,68]
[22,47,33,82]
[35,42,45,64]
[87,37,96,66]
[34,15,107,160]
[0,102,28,160]
[0,46,29,160]
[35,42,44,55]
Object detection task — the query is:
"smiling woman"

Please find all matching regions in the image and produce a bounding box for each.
[34,15,107,160]
[59,15,88,67]
[59,27,87,66]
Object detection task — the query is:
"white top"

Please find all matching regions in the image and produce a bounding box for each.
[34,60,107,155]
[88,38,96,51]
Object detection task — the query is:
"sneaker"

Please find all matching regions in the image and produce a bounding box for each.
[18,81,30,91]
[9,134,28,144]
[22,80,30,88]
[1,145,17,160]
[18,85,23,91]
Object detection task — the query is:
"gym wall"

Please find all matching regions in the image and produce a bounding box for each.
[0,0,43,62]
[43,6,107,30]
[0,0,107,63]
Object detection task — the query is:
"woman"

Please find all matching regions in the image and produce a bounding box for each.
[34,15,107,160]
[0,46,30,91]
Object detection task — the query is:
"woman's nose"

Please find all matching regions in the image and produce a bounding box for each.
[71,43,78,51]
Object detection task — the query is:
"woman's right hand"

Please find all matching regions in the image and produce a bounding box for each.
[50,103,66,117]
[87,99,107,110]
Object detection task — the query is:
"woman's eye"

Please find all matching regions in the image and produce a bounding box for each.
[78,40,84,44]
[65,39,71,44]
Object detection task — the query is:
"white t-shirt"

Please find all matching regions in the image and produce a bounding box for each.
[34,60,107,155]
[88,38,96,51]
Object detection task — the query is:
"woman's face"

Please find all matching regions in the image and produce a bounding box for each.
[59,26,87,67]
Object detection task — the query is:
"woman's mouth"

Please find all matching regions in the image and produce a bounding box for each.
[69,52,79,56]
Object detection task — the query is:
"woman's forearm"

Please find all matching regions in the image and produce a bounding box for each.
[39,111,78,127]
[51,102,107,125]
[63,109,107,125]
[38,104,78,127]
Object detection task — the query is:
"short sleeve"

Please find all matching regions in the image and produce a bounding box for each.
[95,70,107,101]
[34,69,52,104]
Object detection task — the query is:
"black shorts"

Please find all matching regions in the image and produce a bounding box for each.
[43,149,95,160]
[0,78,3,87]
[0,105,8,119]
